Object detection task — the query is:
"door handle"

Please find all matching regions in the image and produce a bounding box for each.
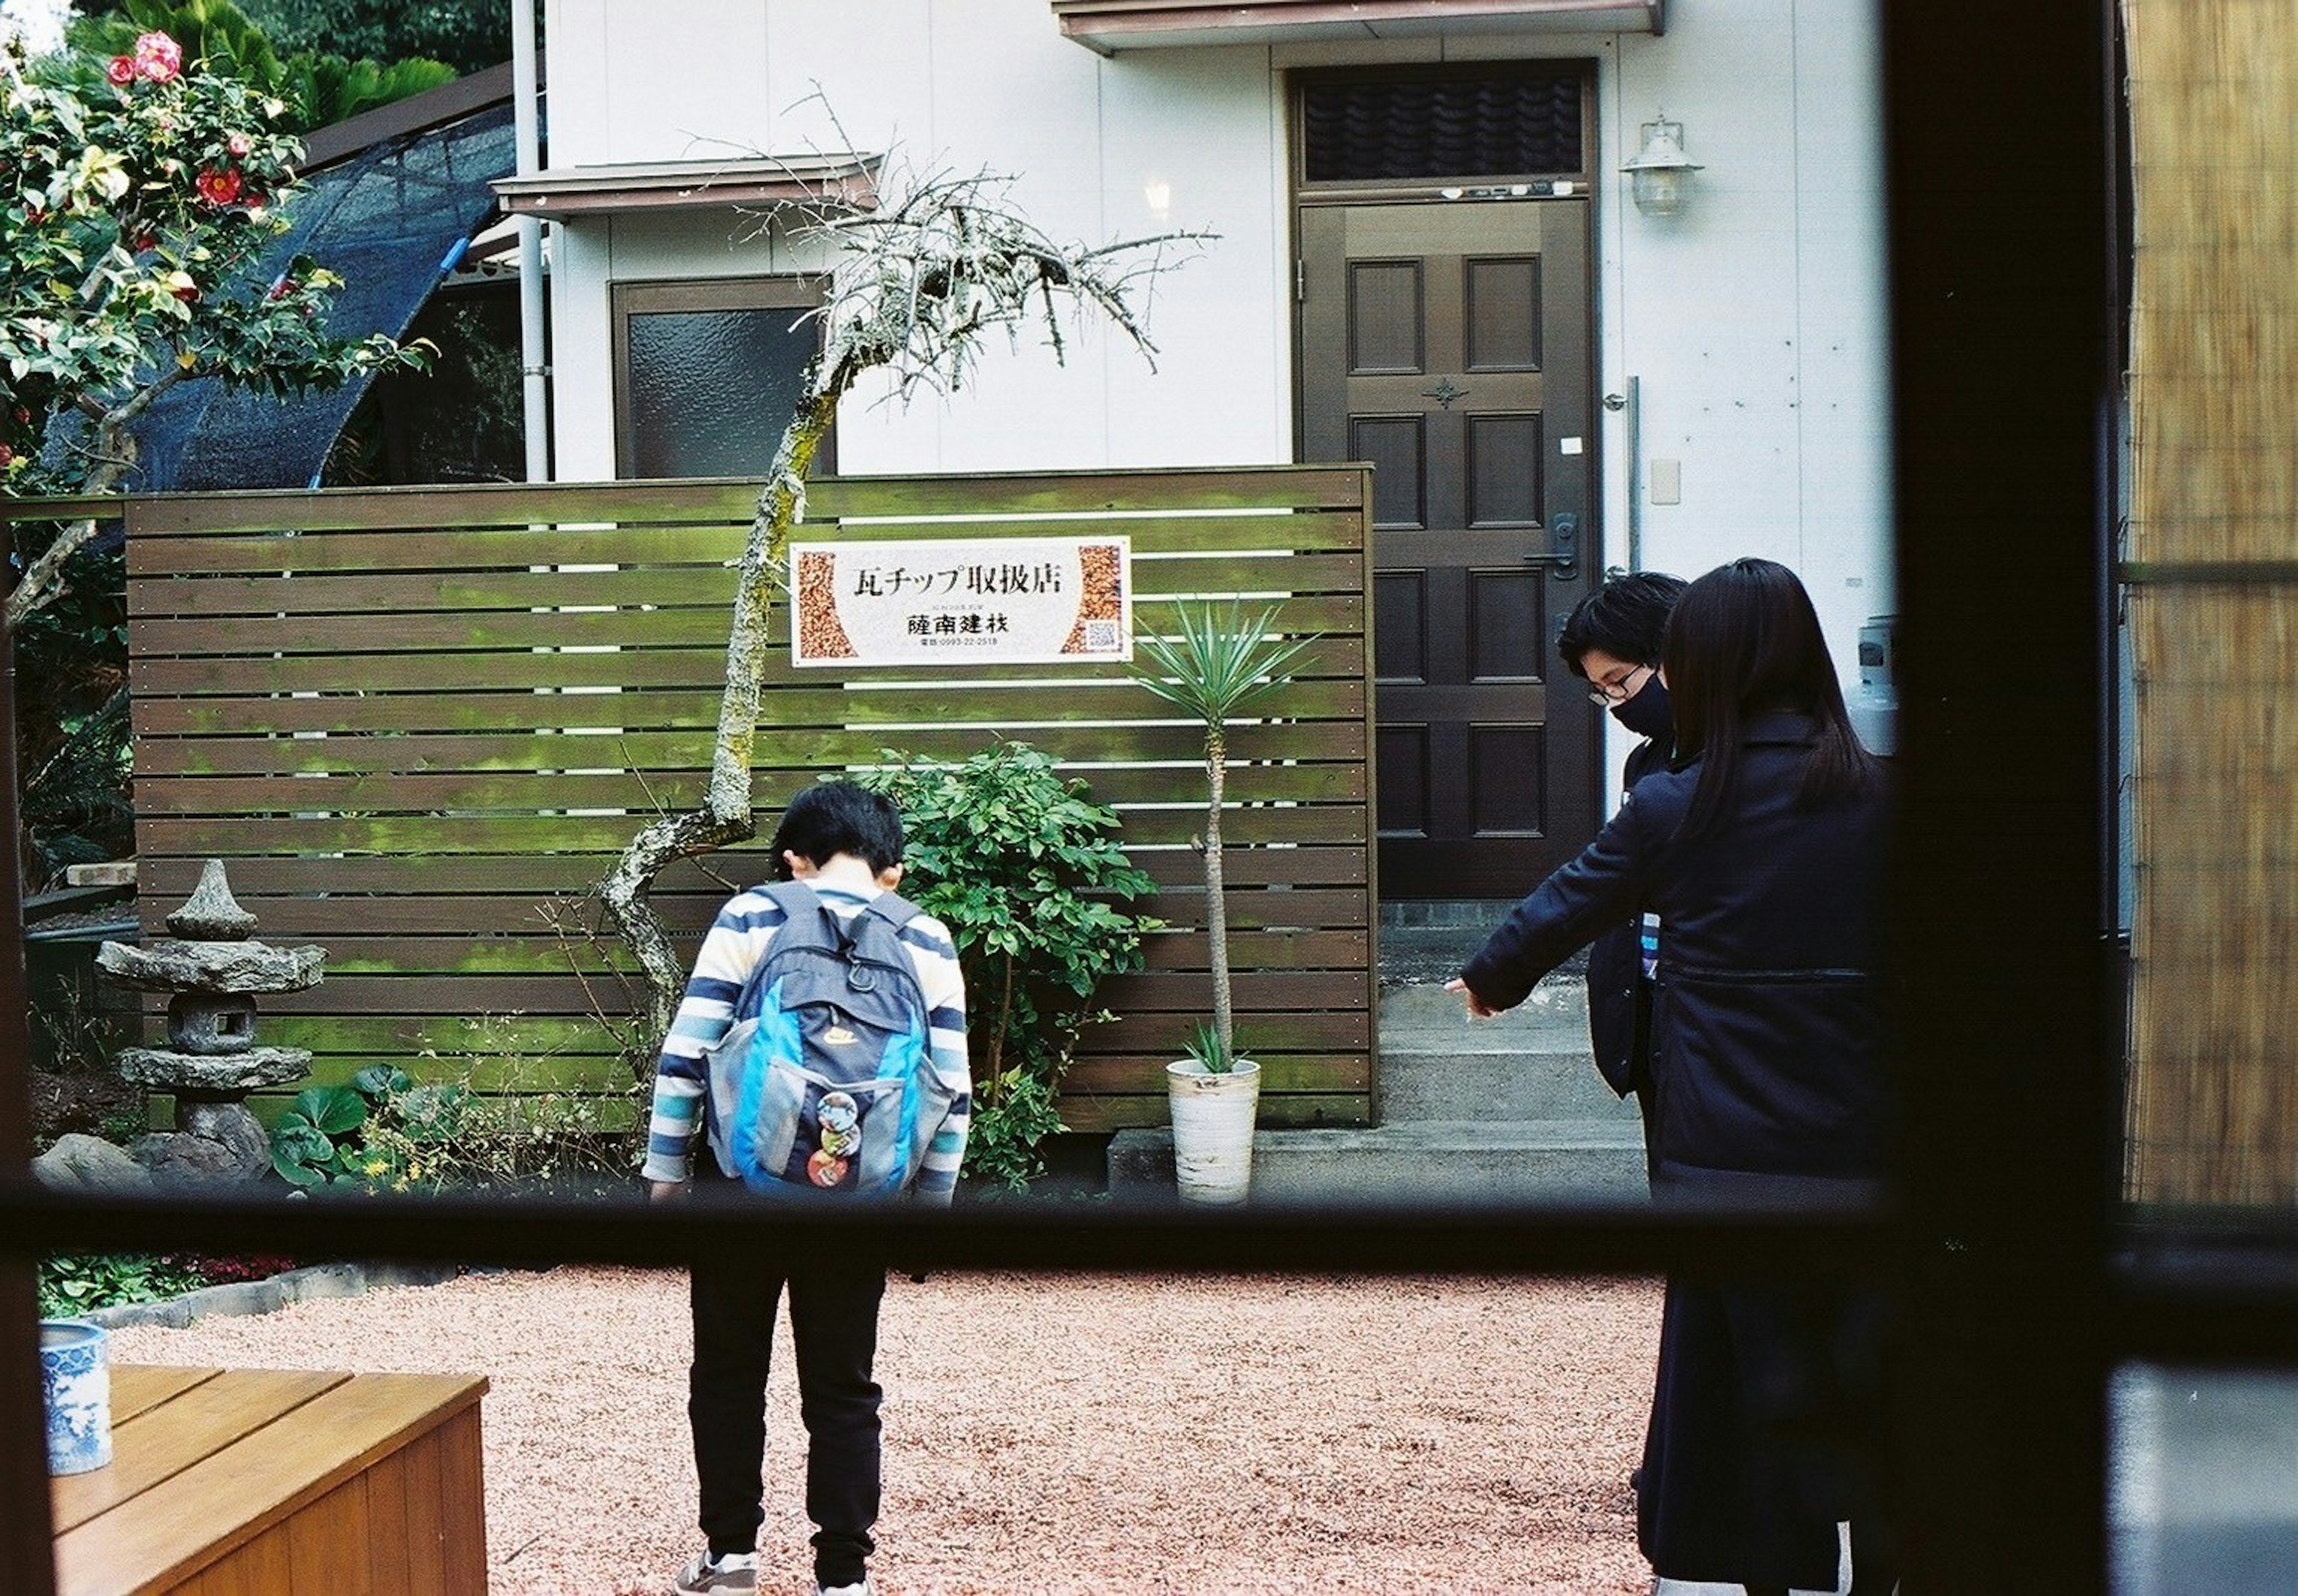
[1525,513,1580,579]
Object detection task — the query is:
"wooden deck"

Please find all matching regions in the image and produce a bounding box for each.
[50,1365,488,1596]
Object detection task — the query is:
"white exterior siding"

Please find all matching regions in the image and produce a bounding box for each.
[541,0,1889,746]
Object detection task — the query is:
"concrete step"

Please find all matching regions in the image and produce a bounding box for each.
[1378,969,1596,1050]
[1377,968,1621,1120]
[1379,1047,1634,1122]
[1109,1120,1648,1205]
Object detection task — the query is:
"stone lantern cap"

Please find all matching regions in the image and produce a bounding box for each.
[97,938,325,994]
[167,858,259,938]
[95,858,325,995]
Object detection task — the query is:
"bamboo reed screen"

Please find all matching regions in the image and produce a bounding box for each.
[118,469,1378,1133]
[2124,0,2298,1203]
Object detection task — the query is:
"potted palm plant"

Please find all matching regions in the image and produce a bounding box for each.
[1133,599,1315,1203]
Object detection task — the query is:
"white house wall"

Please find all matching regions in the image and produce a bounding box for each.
[542,0,1889,725]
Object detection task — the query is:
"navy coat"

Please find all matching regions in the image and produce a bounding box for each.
[1461,712,1892,1189]
[1460,712,1895,1587]
[1583,730,1670,1101]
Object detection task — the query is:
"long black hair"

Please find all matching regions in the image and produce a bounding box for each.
[1662,557,1879,840]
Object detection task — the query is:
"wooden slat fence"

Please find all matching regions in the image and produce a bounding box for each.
[120,467,1378,1132]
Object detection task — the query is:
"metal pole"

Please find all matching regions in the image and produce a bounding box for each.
[513,0,551,484]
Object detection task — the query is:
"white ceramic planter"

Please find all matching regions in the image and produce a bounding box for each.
[1167,1057,1261,1205]
[41,1318,111,1476]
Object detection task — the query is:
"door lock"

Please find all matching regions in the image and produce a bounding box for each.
[1524,513,1580,579]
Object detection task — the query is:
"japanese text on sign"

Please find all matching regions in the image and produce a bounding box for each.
[791,536,1132,667]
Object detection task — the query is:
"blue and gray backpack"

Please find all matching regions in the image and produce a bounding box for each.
[703,880,946,1199]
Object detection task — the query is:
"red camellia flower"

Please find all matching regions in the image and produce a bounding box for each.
[106,56,136,87]
[133,232,159,253]
[195,169,244,208]
[268,277,296,301]
[133,32,183,84]
[172,281,199,305]
[0,445,15,467]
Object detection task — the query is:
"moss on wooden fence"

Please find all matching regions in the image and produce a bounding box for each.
[116,467,1378,1133]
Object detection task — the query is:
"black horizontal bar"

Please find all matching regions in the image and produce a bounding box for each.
[2,1179,1898,1279]
[2118,560,2298,586]
[2109,1219,2298,1361]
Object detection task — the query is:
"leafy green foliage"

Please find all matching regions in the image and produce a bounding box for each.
[3,28,425,483]
[268,1036,639,1194]
[63,1,459,132]
[235,0,507,79]
[855,744,1158,1189]
[39,1251,209,1317]
[20,685,132,880]
[3,12,433,886]
[266,1065,405,1187]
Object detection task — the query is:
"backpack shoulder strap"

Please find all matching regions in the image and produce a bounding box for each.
[755,879,842,948]
[861,890,922,936]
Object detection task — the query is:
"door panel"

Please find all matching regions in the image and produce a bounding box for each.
[1301,199,1596,897]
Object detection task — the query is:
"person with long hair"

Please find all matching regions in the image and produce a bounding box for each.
[1449,557,1897,1595]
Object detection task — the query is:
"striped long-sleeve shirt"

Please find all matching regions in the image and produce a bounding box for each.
[642,881,971,1203]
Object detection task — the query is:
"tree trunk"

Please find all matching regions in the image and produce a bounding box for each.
[4,422,138,628]
[598,383,842,1058]
[1203,728,1232,1061]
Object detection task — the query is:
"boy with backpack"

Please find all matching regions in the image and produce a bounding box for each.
[645,780,971,1596]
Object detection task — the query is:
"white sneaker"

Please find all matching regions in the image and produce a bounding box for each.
[676,1551,758,1593]
[815,1580,876,1596]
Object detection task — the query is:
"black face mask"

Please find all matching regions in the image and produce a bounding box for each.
[1609,676,1673,744]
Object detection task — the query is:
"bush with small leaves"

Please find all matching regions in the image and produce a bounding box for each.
[856,744,1157,1189]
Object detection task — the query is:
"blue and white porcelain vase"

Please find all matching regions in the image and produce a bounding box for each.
[41,1319,111,1475]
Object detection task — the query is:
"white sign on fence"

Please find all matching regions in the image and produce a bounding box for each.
[789,536,1133,667]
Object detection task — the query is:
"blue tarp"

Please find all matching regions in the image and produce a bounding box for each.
[126,100,516,492]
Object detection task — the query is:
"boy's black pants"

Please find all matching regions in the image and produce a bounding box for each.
[689,1253,886,1587]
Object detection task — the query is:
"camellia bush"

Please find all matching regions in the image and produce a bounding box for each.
[1,22,427,619]
[2,20,427,880]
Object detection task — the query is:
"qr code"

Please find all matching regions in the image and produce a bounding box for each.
[1084,620,1121,652]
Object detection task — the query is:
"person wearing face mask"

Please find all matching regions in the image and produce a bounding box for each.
[1554,571,1687,1176]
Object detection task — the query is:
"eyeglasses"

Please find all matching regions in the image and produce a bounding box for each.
[1586,662,1654,707]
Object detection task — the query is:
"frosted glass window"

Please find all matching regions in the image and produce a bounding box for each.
[613,279,822,479]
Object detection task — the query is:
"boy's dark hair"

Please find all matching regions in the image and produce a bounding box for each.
[1557,571,1689,677]
[770,780,905,878]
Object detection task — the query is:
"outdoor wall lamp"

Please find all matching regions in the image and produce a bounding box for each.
[1622,115,1703,217]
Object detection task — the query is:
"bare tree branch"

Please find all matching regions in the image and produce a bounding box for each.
[597,111,1212,1059]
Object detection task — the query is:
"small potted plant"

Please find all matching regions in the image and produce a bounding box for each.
[1133,599,1314,1203]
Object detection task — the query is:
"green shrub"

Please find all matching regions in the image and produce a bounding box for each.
[855,744,1158,1190]
[269,1052,639,1194]
[39,1253,210,1318]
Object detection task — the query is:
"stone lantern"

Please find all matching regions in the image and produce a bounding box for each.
[95,859,326,1182]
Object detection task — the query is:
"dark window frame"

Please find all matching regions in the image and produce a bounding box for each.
[1290,60,1599,204]
[10,5,2294,1592]
[609,274,830,479]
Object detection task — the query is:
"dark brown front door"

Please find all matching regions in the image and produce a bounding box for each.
[1300,199,1597,898]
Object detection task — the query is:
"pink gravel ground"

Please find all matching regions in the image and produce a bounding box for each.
[107,1267,1664,1594]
